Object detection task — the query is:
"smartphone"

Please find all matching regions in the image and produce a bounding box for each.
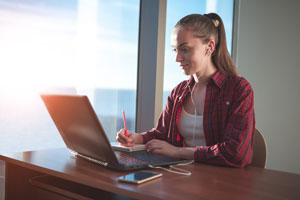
[117,171,162,184]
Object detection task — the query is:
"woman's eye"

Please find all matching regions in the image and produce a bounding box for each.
[181,48,188,53]
[171,48,188,53]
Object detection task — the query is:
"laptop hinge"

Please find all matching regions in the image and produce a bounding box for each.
[69,150,108,167]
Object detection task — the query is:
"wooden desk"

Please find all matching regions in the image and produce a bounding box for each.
[1,148,300,200]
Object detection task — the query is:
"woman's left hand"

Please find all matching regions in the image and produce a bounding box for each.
[145,139,179,158]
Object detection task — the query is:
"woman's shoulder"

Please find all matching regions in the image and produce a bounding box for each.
[171,79,189,91]
[177,79,190,88]
[226,75,254,96]
[226,75,252,88]
[168,79,190,98]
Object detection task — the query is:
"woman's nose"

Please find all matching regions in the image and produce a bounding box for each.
[176,52,183,62]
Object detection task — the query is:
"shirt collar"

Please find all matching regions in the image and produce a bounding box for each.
[210,70,226,88]
[187,70,227,89]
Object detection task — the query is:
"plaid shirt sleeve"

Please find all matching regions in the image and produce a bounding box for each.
[195,76,255,167]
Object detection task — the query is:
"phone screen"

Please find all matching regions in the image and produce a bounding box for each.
[117,171,162,184]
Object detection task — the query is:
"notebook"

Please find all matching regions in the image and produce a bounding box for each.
[40,94,186,171]
[110,142,147,152]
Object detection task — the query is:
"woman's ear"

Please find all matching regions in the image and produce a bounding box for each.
[207,40,216,55]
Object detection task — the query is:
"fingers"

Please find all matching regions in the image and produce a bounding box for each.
[146,139,163,152]
[116,129,128,144]
[146,140,178,158]
[116,129,135,146]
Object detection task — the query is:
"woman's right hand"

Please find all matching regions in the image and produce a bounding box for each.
[116,129,143,147]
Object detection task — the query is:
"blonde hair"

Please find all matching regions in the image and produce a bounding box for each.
[175,13,238,76]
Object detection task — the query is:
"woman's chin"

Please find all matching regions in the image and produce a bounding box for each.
[182,69,192,76]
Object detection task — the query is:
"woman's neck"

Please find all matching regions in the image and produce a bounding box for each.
[193,62,217,85]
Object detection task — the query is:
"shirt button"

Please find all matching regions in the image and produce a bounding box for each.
[226,101,230,105]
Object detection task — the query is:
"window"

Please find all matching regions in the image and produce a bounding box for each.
[162,0,234,105]
[0,0,140,153]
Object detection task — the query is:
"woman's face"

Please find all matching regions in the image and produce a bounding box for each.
[171,27,210,76]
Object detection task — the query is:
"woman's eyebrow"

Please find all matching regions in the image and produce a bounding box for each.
[171,42,188,48]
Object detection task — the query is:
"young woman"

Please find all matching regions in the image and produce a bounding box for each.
[117,13,255,167]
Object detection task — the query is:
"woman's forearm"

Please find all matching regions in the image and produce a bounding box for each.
[177,147,195,160]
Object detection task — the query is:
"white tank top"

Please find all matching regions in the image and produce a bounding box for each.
[178,107,206,147]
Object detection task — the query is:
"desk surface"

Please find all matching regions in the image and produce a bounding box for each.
[1,148,300,200]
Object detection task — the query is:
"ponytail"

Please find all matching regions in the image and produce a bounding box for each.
[204,13,238,76]
[175,13,238,76]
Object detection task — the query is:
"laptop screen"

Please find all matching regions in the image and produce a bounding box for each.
[40,94,119,167]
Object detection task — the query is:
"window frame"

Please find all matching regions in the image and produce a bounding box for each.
[135,0,166,132]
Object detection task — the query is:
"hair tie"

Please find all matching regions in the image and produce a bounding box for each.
[212,19,219,27]
[204,14,219,28]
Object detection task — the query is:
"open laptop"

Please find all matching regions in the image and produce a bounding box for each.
[40,94,186,171]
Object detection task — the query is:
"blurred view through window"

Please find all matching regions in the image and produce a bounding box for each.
[0,0,140,153]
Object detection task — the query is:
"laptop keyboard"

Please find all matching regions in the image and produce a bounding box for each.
[114,151,148,165]
[115,150,182,166]
[131,151,181,163]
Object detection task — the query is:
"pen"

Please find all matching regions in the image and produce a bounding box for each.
[122,109,128,138]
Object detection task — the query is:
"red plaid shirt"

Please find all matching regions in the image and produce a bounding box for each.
[141,71,255,167]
